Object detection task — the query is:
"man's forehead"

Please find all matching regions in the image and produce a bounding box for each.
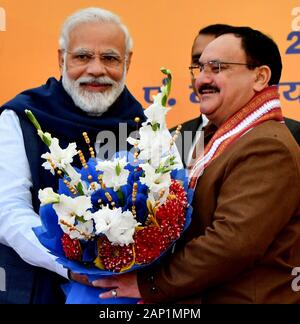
[68,21,125,52]
[200,34,242,61]
[69,22,124,41]
[71,47,120,54]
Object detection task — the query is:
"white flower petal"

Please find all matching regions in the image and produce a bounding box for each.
[143,102,169,128]
[91,207,139,246]
[96,157,129,190]
[41,137,78,170]
[38,188,60,206]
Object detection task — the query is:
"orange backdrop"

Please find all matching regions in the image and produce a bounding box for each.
[0,0,299,127]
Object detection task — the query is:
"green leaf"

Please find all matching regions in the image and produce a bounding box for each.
[41,134,51,147]
[25,109,41,131]
[27,110,53,147]
[76,182,85,196]
[76,215,86,223]
[152,123,160,132]
[115,162,122,176]
[155,155,176,174]
[161,93,167,107]
[168,156,176,165]
[117,189,124,205]
[160,68,172,107]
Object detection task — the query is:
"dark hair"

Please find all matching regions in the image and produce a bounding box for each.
[191,24,234,64]
[221,26,282,85]
[198,24,233,37]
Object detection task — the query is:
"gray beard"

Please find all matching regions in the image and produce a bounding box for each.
[62,66,126,116]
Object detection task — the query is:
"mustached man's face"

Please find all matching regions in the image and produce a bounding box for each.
[59,21,131,115]
[194,34,258,127]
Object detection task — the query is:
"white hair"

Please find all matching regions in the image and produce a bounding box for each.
[59,7,133,54]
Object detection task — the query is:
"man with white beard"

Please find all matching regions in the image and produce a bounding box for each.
[0,7,145,304]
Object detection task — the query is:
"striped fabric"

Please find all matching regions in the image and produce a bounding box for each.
[189,86,283,189]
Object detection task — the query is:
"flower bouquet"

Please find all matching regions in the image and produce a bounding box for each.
[26,68,194,304]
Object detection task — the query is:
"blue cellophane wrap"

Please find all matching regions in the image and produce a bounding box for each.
[33,158,194,304]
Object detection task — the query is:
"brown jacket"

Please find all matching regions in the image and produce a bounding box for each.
[138,120,300,304]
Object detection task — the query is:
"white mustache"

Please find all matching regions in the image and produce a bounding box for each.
[77,76,116,86]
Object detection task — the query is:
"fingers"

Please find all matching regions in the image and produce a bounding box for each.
[98,285,141,299]
[92,277,117,288]
[92,277,122,299]
[100,288,121,299]
[70,271,92,286]
[91,273,141,299]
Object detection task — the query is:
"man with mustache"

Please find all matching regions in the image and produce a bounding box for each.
[94,26,300,303]
[0,7,145,304]
[173,24,300,168]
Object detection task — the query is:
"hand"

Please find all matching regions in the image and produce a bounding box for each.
[92,272,141,299]
[68,270,92,286]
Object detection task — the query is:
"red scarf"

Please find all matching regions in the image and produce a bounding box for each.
[189,86,283,189]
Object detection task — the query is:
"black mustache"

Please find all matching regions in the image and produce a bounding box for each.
[198,84,220,93]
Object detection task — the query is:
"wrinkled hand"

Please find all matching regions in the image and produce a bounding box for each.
[68,270,92,286]
[92,272,141,299]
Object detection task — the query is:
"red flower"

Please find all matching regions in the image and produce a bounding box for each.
[134,180,188,265]
[97,236,134,272]
[134,226,167,264]
[169,179,188,206]
[156,180,187,244]
[61,233,82,261]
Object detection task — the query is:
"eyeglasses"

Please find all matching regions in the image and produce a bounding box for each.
[189,60,257,79]
[65,49,125,68]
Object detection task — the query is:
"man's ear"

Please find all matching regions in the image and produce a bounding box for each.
[125,52,133,73]
[253,65,271,91]
[58,49,65,74]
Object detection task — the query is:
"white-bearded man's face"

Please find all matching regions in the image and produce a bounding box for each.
[59,21,130,115]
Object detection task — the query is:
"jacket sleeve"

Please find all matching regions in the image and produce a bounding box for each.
[137,137,300,303]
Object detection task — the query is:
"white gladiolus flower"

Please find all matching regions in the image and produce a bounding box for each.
[53,195,92,225]
[96,157,129,191]
[153,91,163,104]
[38,188,60,206]
[105,210,139,246]
[128,125,171,167]
[93,208,112,233]
[41,138,77,174]
[139,163,171,204]
[143,99,169,129]
[92,206,139,245]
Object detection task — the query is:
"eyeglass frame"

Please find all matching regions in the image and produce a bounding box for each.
[63,48,127,68]
[189,60,258,78]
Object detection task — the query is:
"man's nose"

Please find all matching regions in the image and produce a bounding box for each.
[85,57,106,76]
[194,72,212,90]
